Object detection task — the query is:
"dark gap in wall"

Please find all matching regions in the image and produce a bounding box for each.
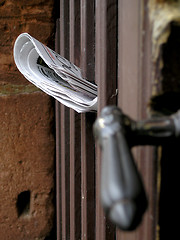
[151,22,180,239]
[16,190,31,217]
[162,22,180,93]
[156,0,178,3]
[150,22,180,115]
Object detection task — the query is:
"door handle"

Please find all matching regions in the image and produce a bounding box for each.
[93,105,180,230]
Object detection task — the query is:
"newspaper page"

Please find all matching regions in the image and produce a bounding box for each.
[13,33,98,113]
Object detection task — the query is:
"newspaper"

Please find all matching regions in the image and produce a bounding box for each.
[13,33,97,113]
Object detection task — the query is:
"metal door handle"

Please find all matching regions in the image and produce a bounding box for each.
[93,105,180,230]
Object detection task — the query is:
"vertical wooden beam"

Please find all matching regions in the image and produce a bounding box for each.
[95,0,117,239]
[60,105,70,240]
[80,111,96,240]
[55,102,61,240]
[117,0,156,239]
[59,1,70,239]
[117,2,140,240]
[69,1,81,240]
[118,0,141,118]
[95,0,107,228]
[80,1,96,239]
[55,17,61,240]
[69,2,75,239]
[55,15,60,239]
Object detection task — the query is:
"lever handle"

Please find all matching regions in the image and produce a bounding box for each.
[94,105,180,231]
[94,106,148,230]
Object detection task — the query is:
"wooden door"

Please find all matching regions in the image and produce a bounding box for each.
[55,1,158,239]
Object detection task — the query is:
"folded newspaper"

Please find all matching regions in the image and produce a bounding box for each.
[13,33,97,113]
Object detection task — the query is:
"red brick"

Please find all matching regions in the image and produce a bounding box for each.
[0,92,55,239]
[0,0,55,84]
[0,0,56,238]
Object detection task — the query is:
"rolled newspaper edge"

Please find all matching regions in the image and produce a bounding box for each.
[13,33,98,113]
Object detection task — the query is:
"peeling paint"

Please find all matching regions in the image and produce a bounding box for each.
[149,1,180,61]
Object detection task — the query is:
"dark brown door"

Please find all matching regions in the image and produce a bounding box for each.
[55,1,158,239]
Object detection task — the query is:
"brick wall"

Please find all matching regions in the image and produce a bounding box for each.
[0,0,56,239]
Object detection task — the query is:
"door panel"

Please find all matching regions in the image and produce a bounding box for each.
[55,0,158,239]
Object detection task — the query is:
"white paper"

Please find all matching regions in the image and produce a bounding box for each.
[13,33,98,113]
